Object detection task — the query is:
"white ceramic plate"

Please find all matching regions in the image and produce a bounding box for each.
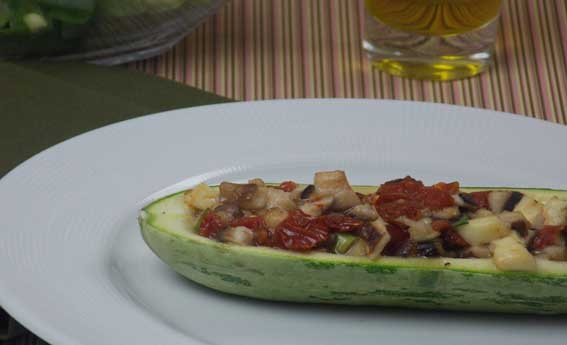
[1,100,566,345]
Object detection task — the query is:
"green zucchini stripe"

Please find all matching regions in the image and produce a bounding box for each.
[139,186,567,314]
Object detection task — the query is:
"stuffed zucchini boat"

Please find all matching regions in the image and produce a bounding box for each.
[139,171,567,314]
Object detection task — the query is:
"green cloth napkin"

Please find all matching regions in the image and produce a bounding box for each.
[0,61,231,178]
[0,61,231,343]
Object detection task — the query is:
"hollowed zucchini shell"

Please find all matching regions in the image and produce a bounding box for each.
[139,186,567,314]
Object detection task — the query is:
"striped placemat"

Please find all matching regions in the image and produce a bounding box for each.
[129,0,567,125]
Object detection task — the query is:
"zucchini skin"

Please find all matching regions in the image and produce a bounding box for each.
[139,187,567,314]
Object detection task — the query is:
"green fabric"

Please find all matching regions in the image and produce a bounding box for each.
[0,61,230,178]
[0,61,231,344]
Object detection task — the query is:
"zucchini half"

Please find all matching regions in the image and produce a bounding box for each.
[139,186,567,314]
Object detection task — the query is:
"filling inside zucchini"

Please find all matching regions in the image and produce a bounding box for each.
[183,171,567,272]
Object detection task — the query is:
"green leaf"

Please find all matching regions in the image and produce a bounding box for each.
[0,1,10,28]
[38,0,95,24]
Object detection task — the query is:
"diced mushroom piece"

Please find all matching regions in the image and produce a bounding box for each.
[467,245,492,258]
[221,226,254,246]
[431,206,460,220]
[214,204,242,224]
[219,182,256,202]
[357,223,383,249]
[263,207,289,229]
[367,217,391,259]
[313,170,361,211]
[488,191,512,214]
[498,211,530,237]
[489,236,536,272]
[399,217,439,242]
[345,204,379,221]
[526,229,537,243]
[514,196,545,230]
[503,191,524,211]
[456,215,511,246]
[543,197,567,226]
[452,194,465,207]
[300,185,315,199]
[299,195,334,216]
[265,187,296,211]
[184,183,220,210]
[218,180,268,210]
[248,178,265,187]
[459,192,479,210]
[345,238,370,257]
[470,209,494,219]
[488,191,525,214]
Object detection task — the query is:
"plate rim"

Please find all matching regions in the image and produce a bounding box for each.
[1,98,566,345]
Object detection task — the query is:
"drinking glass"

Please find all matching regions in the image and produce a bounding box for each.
[363,0,503,80]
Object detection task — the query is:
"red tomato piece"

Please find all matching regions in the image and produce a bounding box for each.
[529,226,564,251]
[432,181,460,195]
[468,191,490,209]
[231,216,266,230]
[375,199,421,222]
[382,223,410,256]
[421,187,455,209]
[274,210,329,251]
[377,176,424,203]
[199,212,226,239]
[321,214,364,232]
[431,219,452,232]
[279,181,297,192]
[375,176,456,222]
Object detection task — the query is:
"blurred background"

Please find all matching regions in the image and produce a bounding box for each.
[126,0,566,120]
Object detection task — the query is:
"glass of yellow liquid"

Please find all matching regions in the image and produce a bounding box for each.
[363,0,503,80]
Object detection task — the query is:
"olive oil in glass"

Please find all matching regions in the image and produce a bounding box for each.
[363,0,503,80]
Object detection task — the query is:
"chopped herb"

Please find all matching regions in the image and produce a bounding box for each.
[452,215,469,227]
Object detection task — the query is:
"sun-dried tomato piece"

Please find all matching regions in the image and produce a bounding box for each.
[432,181,460,195]
[431,219,452,232]
[274,210,330,251]
[421,187,455,210]
[378,176,425,199]
[468,191,490,209]
[199,212,226,239]
[375,199,422,221]
[320,214,364,232]
[276,226,329,251]
[279,181,297,192]
[382,223,410,256]
[375,176,456,222]
[231,216,265,230]
[529,226,565,251]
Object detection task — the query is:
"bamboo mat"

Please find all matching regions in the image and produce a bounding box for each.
[129,0,567,124]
